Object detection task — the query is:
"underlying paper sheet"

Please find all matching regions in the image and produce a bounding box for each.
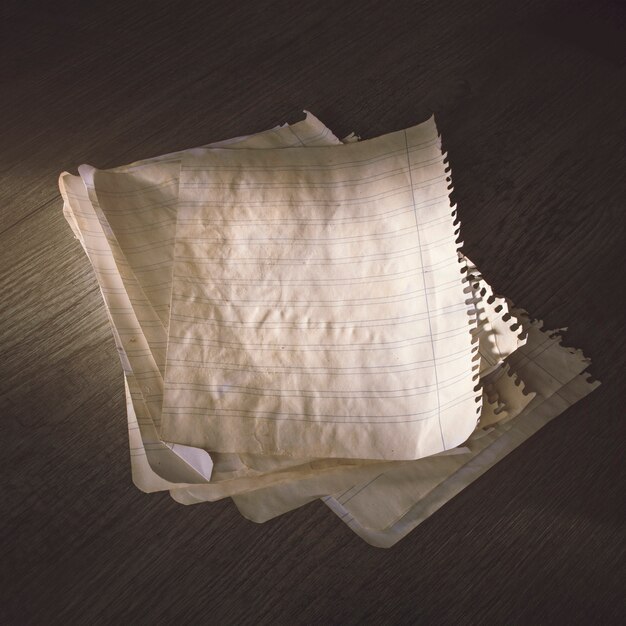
[163,117,480,460]
[232,304,597,544]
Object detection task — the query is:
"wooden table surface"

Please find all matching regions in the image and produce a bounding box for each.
[1,1,624,623]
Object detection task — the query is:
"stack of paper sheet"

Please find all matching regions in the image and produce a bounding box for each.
[59,112,599,547]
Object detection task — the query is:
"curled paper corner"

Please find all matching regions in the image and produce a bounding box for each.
[162,442,214,482]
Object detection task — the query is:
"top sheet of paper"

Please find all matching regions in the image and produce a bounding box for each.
[160,116,480,460]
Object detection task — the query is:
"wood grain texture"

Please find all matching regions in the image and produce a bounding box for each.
[1,1,624,623]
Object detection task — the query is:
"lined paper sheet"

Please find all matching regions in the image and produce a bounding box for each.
[163,117,481,460]
[60,111,600,547]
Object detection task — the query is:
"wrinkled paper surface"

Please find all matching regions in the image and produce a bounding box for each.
[60,112,599,547]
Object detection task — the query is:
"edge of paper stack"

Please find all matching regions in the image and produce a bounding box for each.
[59,111,600,548]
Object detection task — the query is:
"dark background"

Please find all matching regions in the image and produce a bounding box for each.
[1,1,624,623]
